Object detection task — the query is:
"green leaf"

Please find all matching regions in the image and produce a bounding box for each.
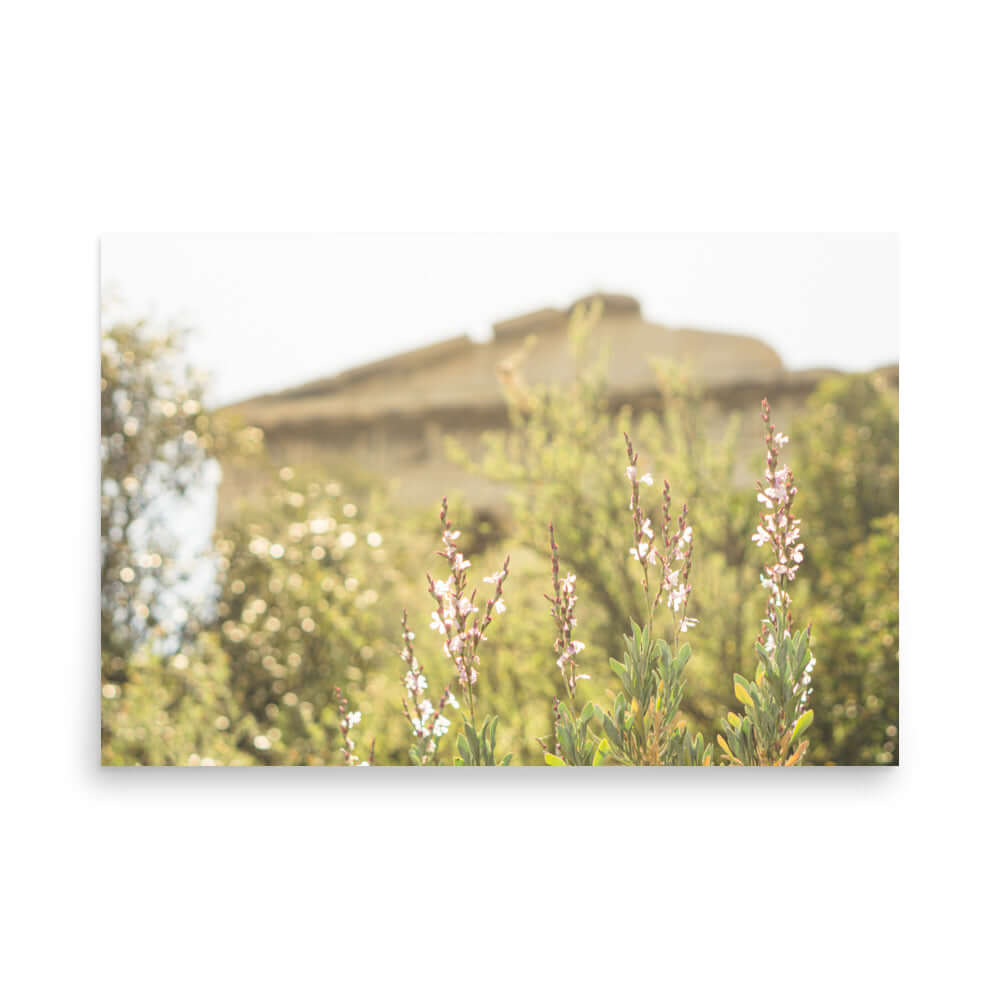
[603,715,618,744]
[544,753,566,766]
[791,709,814,742]
[733,676,753,708]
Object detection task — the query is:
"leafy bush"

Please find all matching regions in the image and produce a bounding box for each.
[802,514,898,763]
[791,374,899,763]
[213,467,404,763]
[401,401,814,765]
[101,634,260,766]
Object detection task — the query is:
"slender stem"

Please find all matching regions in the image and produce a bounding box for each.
[466,684,477,734]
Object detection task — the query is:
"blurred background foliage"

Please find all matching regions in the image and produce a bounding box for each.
[101,310,898,765]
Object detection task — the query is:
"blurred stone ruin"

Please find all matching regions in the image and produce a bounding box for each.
[217,292,897,519]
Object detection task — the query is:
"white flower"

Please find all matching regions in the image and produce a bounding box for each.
[627,465,653,485]
[774,431,789,447]
[346,711,362,729]
[752,524,770,547]
[767,467,792,503]
[430,611,448,634]
[446,690,460,709]
[404,670,427,694]
[493,597,506,615]
[432,715,450,738]
[641,518,654,539]
[556,640,585,672]
[668,584,690,612]
[679,617,698,633]
[630,540,653,562]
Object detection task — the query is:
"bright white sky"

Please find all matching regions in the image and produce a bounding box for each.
[101,234,898,407]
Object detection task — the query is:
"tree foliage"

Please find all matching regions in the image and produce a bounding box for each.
[792,373,899,763]
[100,315,258,684]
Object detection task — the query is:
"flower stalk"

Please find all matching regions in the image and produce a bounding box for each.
[427,497,509,731]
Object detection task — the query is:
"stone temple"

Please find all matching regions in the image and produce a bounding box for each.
[217,293,897,519]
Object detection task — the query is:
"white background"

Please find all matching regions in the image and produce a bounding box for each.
[2,2,998,998]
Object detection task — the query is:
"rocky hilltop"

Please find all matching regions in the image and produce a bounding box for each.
[217,293,896,517]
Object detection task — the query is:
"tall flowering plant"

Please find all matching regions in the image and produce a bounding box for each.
[539,524,604,766]
[717,400,815,766]
[333,685,373,766]
[752,398,804,642]
[399,498,513,765]
[399,610,459,765]
[624,432,696,642]
[543,434,711,766]
[592,435,710,765]
[546,523,587,702]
